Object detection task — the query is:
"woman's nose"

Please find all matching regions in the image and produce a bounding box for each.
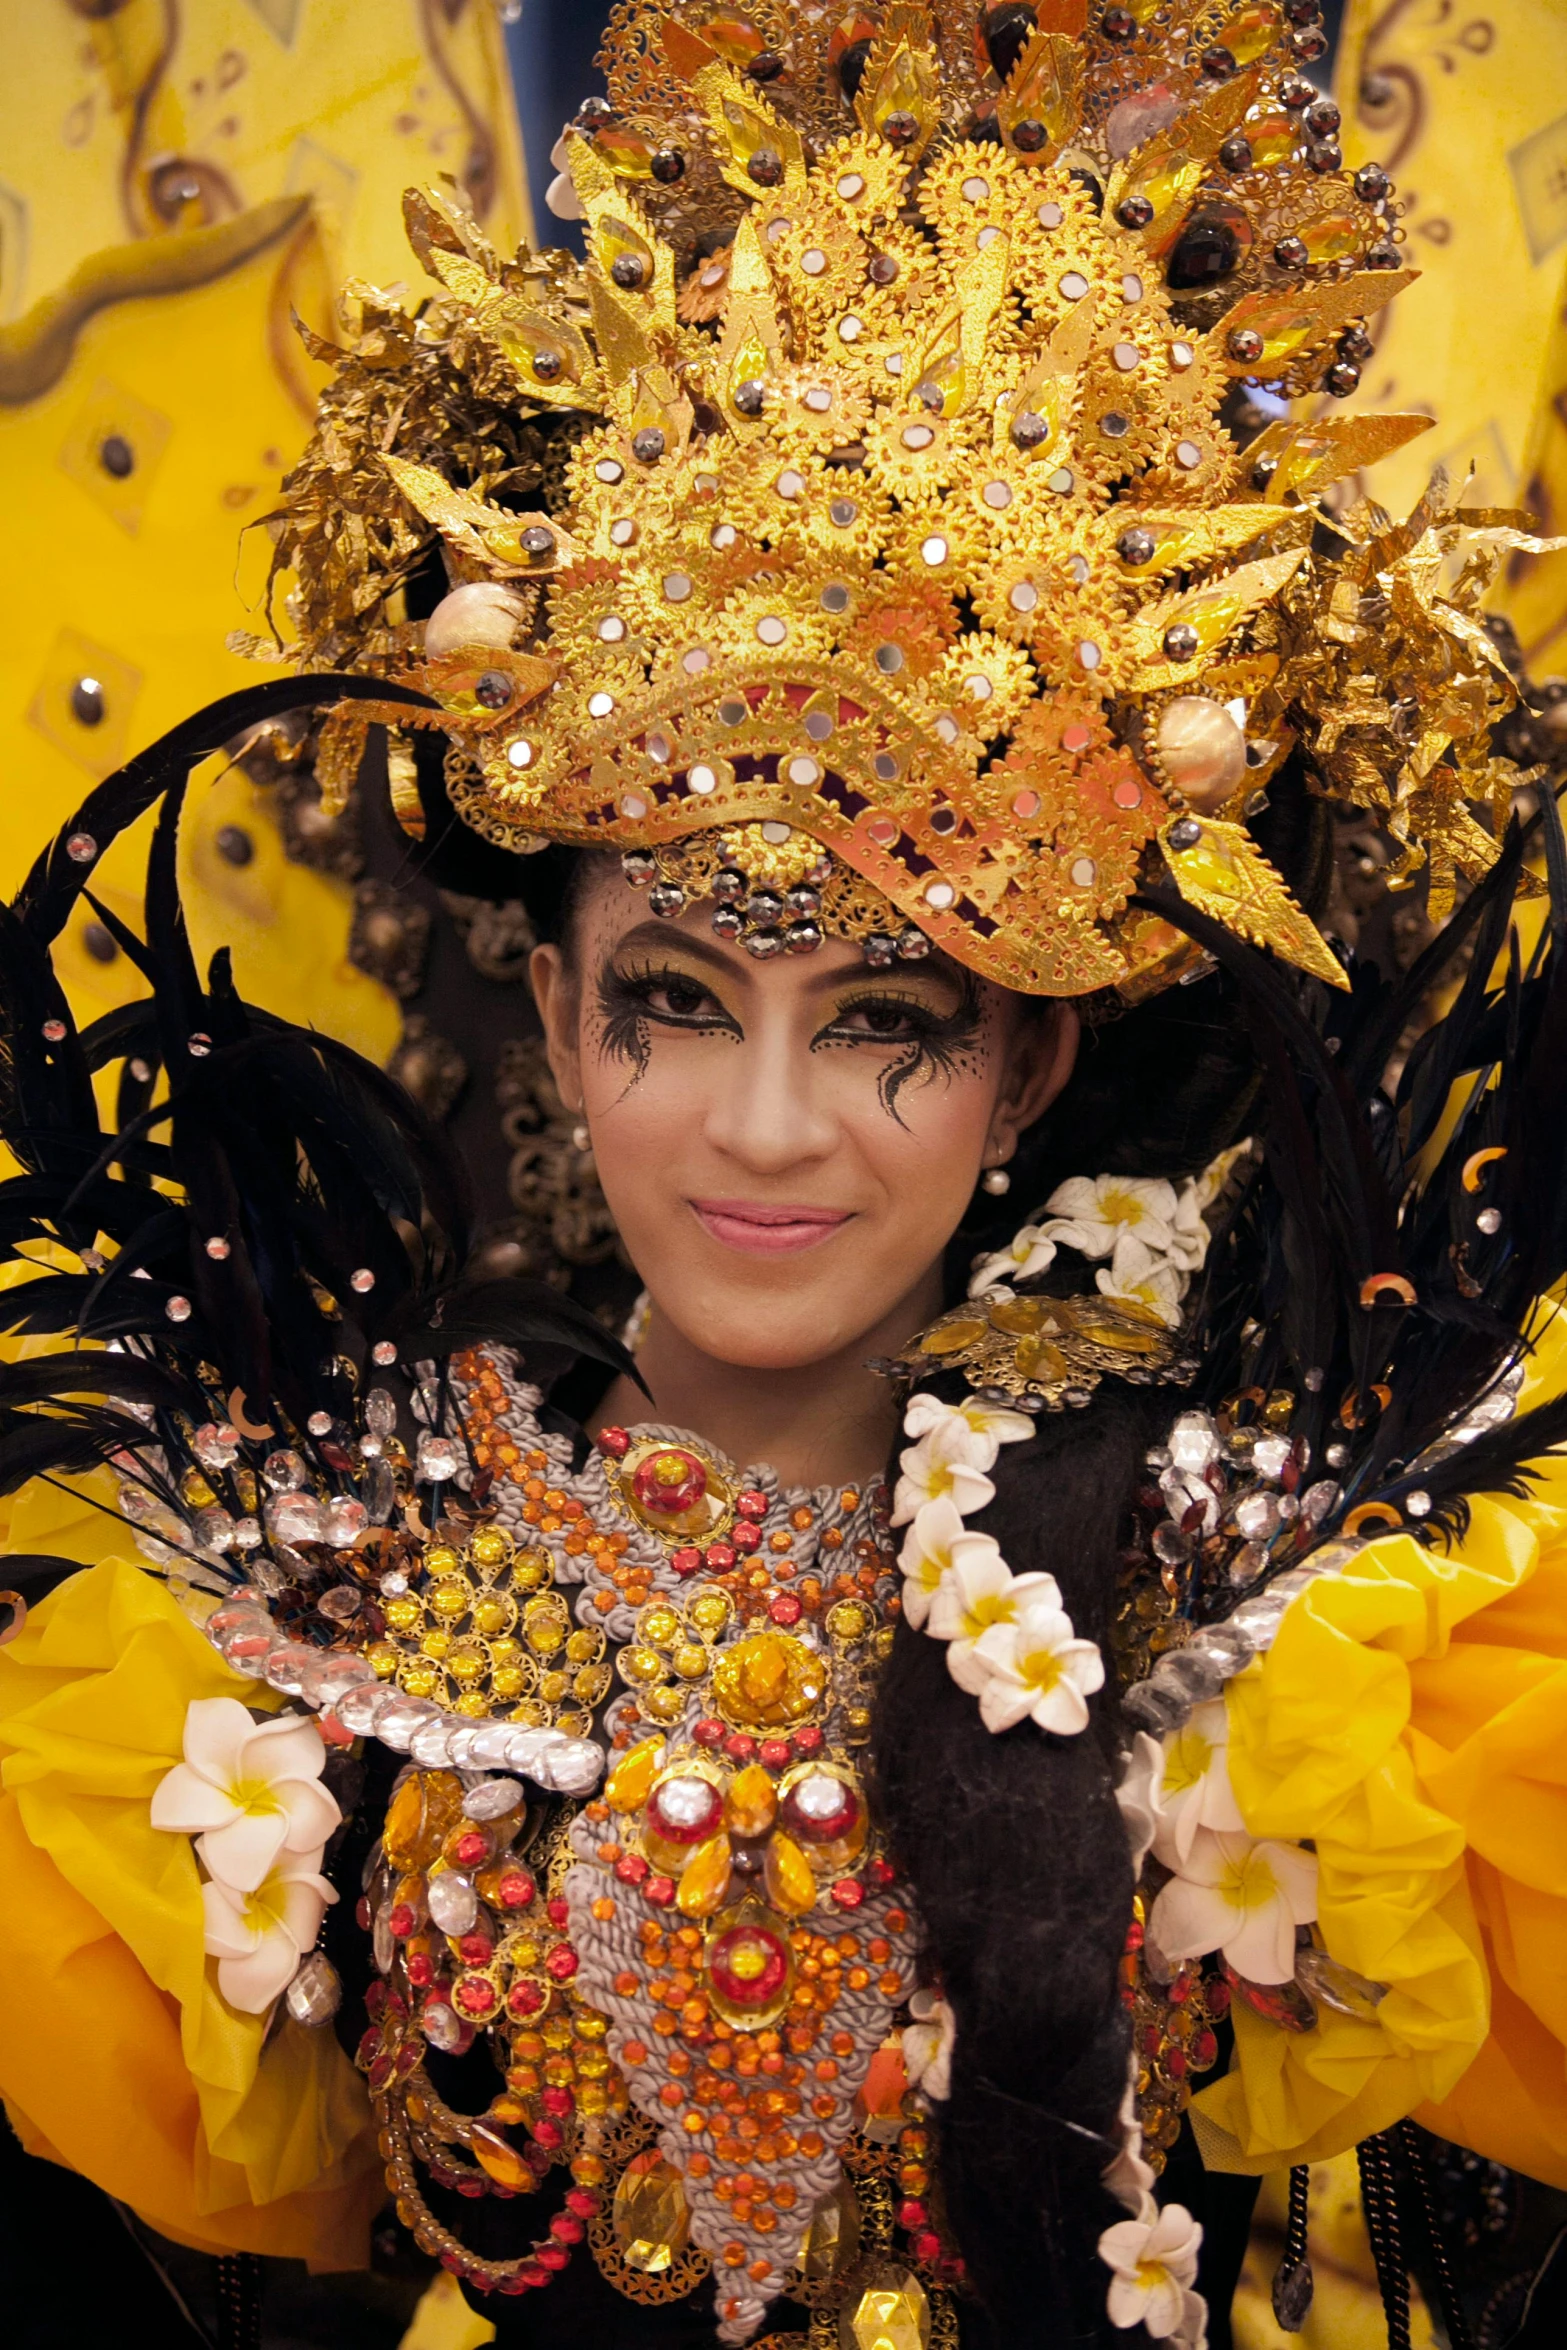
[700,1024,838,1175]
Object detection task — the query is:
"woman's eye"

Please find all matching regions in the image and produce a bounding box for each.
[653,976,711,1016]
[831,998,931,1040]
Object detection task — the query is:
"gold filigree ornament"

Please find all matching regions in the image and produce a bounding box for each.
[891,1287,1193,1411]
[267,0,1560,1002]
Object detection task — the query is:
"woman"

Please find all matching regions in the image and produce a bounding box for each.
[5,4,1567,2347]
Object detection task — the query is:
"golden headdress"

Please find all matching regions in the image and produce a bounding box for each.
[271,0,1554,1000]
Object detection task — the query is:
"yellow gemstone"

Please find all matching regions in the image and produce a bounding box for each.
[1246,112,1299,169]
[492,1667,526,1699]
[919,1316,985,1355]
[826,1600,872,1643]
[383,1595,422,1634]
[1298,212,1362,264]
[513,1550,552,1589]
[420,1628,451,1660]
[469,1525,512,1570]
[800,2179,862,2288]
[428,1579,469,1621]
[366,1641,399,1679]
[712,1633,826,1729]
[620,1644,665,1685]
[565,1628,600,1663]
[613,2151,693,2273]
[987,1295,1051,1335]
[839,2262,931,2350]
[1218,2,1279,63]
[424,1545,462,1577]
[672,1642,709,1680]
[447,1644,486,1686]
[641,1605,682,1648]
[606,1737,664,1814]
[398,1660,442,1698]
[470,2120,533,2193]
[725,1764,779,1840]
[644,1684,686,1725]
[454,1691,489,1718]
[574,1664,612,1702]
[179,1469,217,1509]
[689,1590,731,1635]
[528,1619,566,1657]
[384,1770,464,1870]
[472,1593,515,1636]
[1015,1334,1069,1384]
[538,1669,569,1703]
[676,1833,735,1919]
[763,1830,818,1916]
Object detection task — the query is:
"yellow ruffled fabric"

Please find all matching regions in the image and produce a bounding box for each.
[1195,1307,1567,2184]
[0,1521,381,2263]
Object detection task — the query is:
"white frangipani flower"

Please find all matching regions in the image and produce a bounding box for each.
[1114,1731,1166,1875]
[200,1856,338,2014]
[968,1226,1059,1296]
[1103,2066,1157,2214]
[898,1499,1003,1630]
[928,1549,1057,1695]
[1150,1827,1318,1984]
[1150,1701,1245,1872]
[902,1392,1035,1468]
[901,1987,955,2103]
[1040,1173,1180,1262]
[151,1696,341,1894]
[890,1423,996,1526]
[1095,1234,1186,1327]
[1099,2199,1204,2338]
[971,1588,1105,1735]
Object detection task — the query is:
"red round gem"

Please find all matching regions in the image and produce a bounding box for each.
[598,1426,631,1459]
[705,1540,737,1570]
[708,1918,790,2007]
[355,1895,371,1930]
[912,2230,942,2262]
[865,1854,895,1886]
[671,1545,704,1577]
[1167,2047,1188,2080]
[768,1594,802,1626]
[407,1952,434,1987]
[532,2119,564,2150]
[615,1852,651,1885]
[730,1522,761,1553]
[457,1931,493,1966]
[550,2213,585,2243]
[1192,2028,1219,2065]
[758,1738,792,1769]
[898,2200,928,2230]
[792,1724,825,1756]
[736,1489,769,1520]
[644,1875,676,1907]
[536,2243,570,2271]
[648,1775,724,1846]
[545,1944,579,1981]
[566,2188,600,2218]
[518,2262,549,2287]
[541,2085,575,2116]
[388,1902,415,1938]
[1207,1977,1231,2015]
[497,1870,536,1909]
[455,1978,497,2017]
[692,1717,725,1747]
[723,1732,756,1762]
[356,2027,380,2065]
[783,1775,860,1845]
[453,1830,489,1867]
[507,1980,545,2018]
[632,1446,708,1515]
[829,1878,865,1910]
[365,1983,387,2019]
[546,1896,570,1930]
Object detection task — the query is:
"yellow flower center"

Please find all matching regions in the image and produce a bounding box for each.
[961,1588,1016,1639]
[224,1775,282,1819]
[1100,1186,1148,1228]
[1135,2257,1170,2293]
[1162,1725,1213,1799]
[1017,1644,1063,1694]
[1217,1844,1279,1913]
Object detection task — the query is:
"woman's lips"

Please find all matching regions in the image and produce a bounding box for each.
[689,1199,853,1256]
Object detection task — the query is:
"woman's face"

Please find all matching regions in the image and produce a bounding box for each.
[530,865,1078,1372]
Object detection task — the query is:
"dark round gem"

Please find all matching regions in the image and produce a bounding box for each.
[712,868,747,905]
[1251,455,1279,491]
[745,928,784,961]
[881,110,920,147]
[1355,162,1392,203]
[1168,817,1203,849]
[1116,194,1155,230]
[896,927,930,961]
[1101,5,1136,36]
[1228,326,1264,362]
[70,676,105,727]
[648,883,686,919]
[1219,135,1253,173]
[867,251,900,285]
[651,148,685,184]
[1163,623,1200,662]
[1117,526,1156,565]
[575,97,612,123]
[1280,75,1316,107]
[733,378,766,417]
[632,427,666,463]
[1011,409,1050,450]
[745,891,785,925]
[99,433,135,479]
[783,920,823,954]
[610,253,646,289]
[216,824,254,867]
[1291,24,1329,58]
[1273,235,1308,268]
[530,348,562,380]
[747,147,784,186]
[1011,119,1048,154]
[1324,361,1361,397]
[838,37,873,100]
[1366,240,1401,269]
[82,920,118,965]
[970,114,1003,144]
[1338,325,1374,363]
[711,905,743,940]
[519,525,556,559]
[983,3,1038,81]
[1361,72,1395,109]
[1099,411,1130,439]
[785,886,821,916]
[1165,217,1240,290]
[622,850,658,886]
[691,399,724,436]
[1306,139,1342,174]
[1199,44,1237,79]
[1305,98,1341,135]
[746,50,785,81]
[1284,0,1322,19]
[863,933,897,968]
[474,670,513,709]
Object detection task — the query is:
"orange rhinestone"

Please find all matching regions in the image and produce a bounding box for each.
[621,2039,648,2065]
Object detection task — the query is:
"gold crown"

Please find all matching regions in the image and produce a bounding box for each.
[279,1,1551,998]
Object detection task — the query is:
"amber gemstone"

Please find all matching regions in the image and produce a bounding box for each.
[725,1763,780,1840]
[384,1770,464,1870]
[676,1833,735,1918]
[470,2119,532,2192]
[838,2260,931,2350]
[606,1737,664,1813]
[763,1831,819,1917]
[614,2150,693,2271]
[799,2177,862,2287]
[712,1633,827,1729]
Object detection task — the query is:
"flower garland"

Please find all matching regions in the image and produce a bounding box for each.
[968,1154,1247,1329]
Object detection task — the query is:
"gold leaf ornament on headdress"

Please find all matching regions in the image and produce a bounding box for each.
[271,0,1557,1001]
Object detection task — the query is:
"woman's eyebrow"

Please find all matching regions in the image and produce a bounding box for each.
[606,921,745,975]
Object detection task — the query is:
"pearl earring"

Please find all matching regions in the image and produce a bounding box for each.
[982,1164,1012,1195]
[572,1122,591,1152]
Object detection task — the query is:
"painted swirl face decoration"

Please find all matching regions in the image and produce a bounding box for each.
[530,863,1077,1375]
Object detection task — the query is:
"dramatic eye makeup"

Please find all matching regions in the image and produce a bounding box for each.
[813,974,987,1119]
[594,952,742,1076]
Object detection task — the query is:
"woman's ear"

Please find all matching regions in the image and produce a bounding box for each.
[989,1001,1080,1164]
[529,942,584,1113]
